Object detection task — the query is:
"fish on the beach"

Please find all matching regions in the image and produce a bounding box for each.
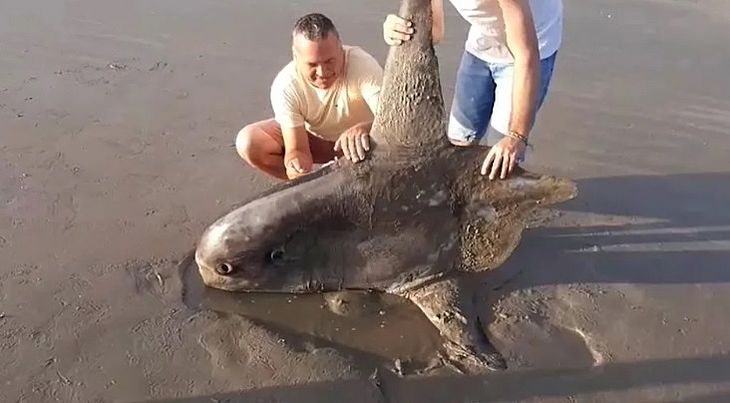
[194,0,577,373]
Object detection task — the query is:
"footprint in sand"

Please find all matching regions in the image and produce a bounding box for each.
[192,311,360,385]
[197,315,252,372]
[493,318,603,369]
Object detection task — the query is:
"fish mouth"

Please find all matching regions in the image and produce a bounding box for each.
[196,267,267,292]
[199,275,313,294]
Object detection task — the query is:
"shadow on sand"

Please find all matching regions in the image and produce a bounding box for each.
[143,354,730,402]
[487,171,730,289]
[166,172,730,402]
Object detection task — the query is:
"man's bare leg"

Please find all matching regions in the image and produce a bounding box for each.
[235,119,290,180]
[235,118,340,180]
[309,133,340,164]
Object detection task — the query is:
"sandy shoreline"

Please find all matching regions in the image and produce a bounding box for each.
[2,0,730,402]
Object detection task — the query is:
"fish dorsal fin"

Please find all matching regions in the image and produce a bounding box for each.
[370,0,450,153]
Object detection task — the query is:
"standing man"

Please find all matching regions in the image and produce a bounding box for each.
[237,13,383,181]
[383,0,563,180]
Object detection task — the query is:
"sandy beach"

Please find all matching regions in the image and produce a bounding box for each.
[2,0,730,401]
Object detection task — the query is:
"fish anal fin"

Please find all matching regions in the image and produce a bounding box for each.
[401,277,506,373]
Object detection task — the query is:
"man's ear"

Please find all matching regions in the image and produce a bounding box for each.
[291,35,298,59]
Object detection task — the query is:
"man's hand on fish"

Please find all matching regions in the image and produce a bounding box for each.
[284,149,314,179]
[383,14,414,46]
[481,136,526,180]
[334,122,371,163]
[382,0,444,46]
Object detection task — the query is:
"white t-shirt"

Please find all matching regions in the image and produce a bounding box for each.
[270,46,383,142]
[448,0,563,63]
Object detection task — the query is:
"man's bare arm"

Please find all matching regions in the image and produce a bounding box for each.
[281,125,313,177]
[498,0,540,138]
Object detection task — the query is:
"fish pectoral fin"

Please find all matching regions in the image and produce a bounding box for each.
[402,277,506,373]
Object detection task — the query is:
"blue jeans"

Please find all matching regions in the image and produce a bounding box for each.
[447,50,558,160]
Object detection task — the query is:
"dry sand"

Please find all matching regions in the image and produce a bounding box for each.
[2,0,730,402]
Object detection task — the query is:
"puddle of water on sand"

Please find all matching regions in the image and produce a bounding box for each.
[178,253,444,370]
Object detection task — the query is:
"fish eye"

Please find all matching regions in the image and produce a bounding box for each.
[215,262,234,275]
[267,248,285,264]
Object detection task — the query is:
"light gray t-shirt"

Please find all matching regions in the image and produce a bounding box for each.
[448,0,563,63]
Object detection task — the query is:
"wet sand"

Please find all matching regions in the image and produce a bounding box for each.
[2,0,730,402]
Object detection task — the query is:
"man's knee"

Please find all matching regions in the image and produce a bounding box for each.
[447,114,482,147]
[235,125,258,162]
[448,138,475,147]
